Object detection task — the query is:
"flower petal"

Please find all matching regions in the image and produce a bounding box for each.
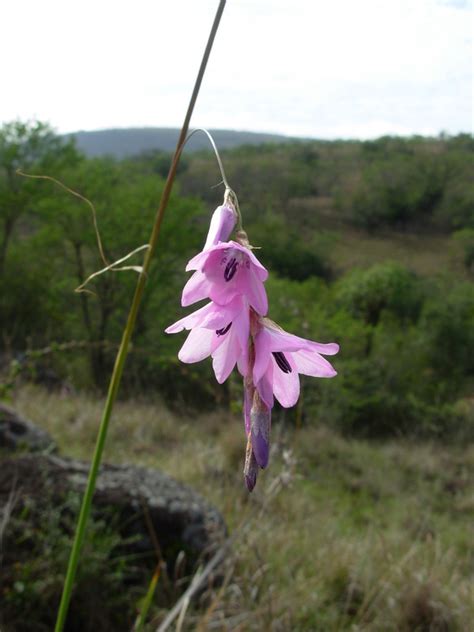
[292,348,338,377]
[237,354,248,377]
[165,302,217,334]
[181,270,213,307]
[185,249,210,272]
[178,328,214,363]
[246,247,268,281]
[235,307,250,376]
[311,342,340,356]
[245,266,268,315]
[272,353,300,407]
[253,329,272,384]
[256,361,274,409]
[265,324,339,355]
[212,328,241,383]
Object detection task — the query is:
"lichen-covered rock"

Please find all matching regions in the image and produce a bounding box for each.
[0,454,226,564]
[0,403,57,453]
[0,453,227,631]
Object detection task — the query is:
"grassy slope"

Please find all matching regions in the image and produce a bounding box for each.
[12,385,474,631]
[329,229,454,278]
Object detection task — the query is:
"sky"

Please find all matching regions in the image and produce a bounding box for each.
[1,0,472,139]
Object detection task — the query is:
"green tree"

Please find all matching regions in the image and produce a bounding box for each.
[0,120,80,276]
[33,156,204,387]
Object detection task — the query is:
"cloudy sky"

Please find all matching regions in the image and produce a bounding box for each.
[1,0,472,139]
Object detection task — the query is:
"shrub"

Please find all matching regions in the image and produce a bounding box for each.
[335,263,423,326]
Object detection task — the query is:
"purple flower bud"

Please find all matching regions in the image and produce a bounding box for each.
[203,205,237,251]
[250,392,271,469]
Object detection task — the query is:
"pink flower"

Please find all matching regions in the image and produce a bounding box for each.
[181,241,268,316]
[203,204,237,251]
[252,319,339,410]
[166,195,340,493]
[165,295,250,383]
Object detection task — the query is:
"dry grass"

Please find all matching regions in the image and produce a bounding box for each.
[329,229,454,278]
[10,385,474,631]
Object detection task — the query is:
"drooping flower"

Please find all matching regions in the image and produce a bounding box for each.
[252,317,339,410]
[182,241,268,316]
[203,204,237,251]
[165,295,250,383]
[166,187,339,493]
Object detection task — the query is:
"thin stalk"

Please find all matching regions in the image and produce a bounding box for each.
[133,564,161,631]
[53,3,226,630]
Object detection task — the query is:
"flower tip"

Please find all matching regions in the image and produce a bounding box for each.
[252,432,269,469]
[245,471,257,492]
[203,205,237,251]
[164,324,179,334]
[244,436,259,492]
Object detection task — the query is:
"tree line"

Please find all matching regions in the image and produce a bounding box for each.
[1,121,473,439]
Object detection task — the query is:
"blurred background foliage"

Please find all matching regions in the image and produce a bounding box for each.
[1,121,473,440]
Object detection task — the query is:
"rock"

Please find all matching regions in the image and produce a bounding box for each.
[0,403,57,452]
[0,454,226,567]
[0,454,227,630]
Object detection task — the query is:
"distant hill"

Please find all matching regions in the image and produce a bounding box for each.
[65,127,296,159]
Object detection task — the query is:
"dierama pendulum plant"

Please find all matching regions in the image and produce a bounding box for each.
[166,190,339,491]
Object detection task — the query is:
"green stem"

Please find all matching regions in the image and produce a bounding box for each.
[53,3,226,630]
[133,564,161,631]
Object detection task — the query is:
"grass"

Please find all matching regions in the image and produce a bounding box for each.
[329,229,454,278]
[286,197,462,279]
[8,384,474,631]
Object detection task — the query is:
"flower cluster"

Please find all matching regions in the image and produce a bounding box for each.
[166,200,339,490]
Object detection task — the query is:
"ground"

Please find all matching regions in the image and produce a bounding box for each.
[7,384,473,631]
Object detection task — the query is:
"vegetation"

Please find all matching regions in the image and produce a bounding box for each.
[3,385,473,630]
[1,121,473,629]
[1,122,473,439]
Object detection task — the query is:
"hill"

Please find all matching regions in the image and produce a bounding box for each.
[66,127,297,158]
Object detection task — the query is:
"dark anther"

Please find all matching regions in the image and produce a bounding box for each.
[224,257,238,281]
[272,351,292,373]
[216,322,232,336]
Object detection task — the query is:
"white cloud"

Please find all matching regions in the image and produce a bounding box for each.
[0,0,471,138]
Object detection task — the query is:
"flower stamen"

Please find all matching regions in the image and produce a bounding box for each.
[216,322,232,336]
[272,351,292,373]
[224,257,238,281]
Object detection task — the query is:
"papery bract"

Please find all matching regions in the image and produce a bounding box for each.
[243,436,259,492]
[182,241,268,315]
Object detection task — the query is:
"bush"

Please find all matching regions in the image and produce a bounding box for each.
[251,214,332,281]
[451,228,474,273]
[0,492,144,632]
[349,153,445,231]
[335,262,422,326]
[420,282,474,385]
